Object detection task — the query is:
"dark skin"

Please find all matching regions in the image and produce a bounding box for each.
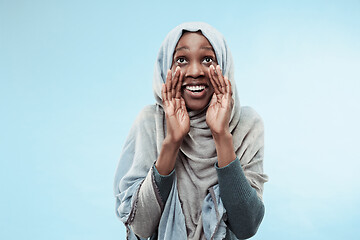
[171,31,216,111]
[155,32,236,175]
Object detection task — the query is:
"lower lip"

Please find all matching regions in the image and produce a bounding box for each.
[184,88,208,99]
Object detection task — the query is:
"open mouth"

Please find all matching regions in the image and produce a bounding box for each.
[185,85,206,93]
[182,84,208,99]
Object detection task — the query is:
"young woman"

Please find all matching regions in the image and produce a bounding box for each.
[114,22,268,240]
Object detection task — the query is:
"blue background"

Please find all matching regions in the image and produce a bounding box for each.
[1,0,359,239]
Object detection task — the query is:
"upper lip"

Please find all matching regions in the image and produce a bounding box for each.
[182,80,209,87]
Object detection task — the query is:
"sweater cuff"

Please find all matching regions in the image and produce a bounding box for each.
[152,164,175,204]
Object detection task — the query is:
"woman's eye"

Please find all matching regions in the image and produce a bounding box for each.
[176,57,187,64]
[203,57,213,63]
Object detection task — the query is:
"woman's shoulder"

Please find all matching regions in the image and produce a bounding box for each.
[239,106,264,130]
[133,104,164,126]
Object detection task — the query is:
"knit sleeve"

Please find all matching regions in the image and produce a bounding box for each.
[152,164,175,205]
[216,157,265,239]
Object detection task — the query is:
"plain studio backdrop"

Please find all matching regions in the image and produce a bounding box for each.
[1,0,359,239]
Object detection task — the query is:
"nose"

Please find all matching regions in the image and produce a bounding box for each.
[185,62,204,79]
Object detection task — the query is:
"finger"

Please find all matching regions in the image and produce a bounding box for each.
[225,91,233,110]
[165,69,171,84]
[210,65,220,88]
[209,93,217,107]
[212,65,223,94]
[223,77,233,109]
[162,83,168,105]
[172,66,180,97]
[224,76,231,94]
[225,76,233,97]
[163,70,169,103]
[175,70,183,99]
[208,67,219,95]
[216,65,226,94]
[166,69,172,100]
[209,65,221,95]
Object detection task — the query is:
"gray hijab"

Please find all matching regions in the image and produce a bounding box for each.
[153,22,241,239]
[114,22,267,240]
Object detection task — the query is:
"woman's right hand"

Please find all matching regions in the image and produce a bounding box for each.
[161,66,190,146]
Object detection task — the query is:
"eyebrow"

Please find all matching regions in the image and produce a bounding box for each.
[174,46,215,53]
[200,46,214,51]
[174,46,189,53]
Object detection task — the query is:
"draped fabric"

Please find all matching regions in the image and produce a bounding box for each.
[114,22,268,240]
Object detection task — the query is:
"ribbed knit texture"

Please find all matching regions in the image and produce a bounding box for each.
[216,157,265,239]
[152,165,175,204]
[153,157,265,239]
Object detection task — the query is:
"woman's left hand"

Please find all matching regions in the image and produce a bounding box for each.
[206,65,234,137]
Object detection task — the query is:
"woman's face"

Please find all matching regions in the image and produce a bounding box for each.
[171,31,217,111]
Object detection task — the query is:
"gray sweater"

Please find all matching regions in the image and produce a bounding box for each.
[115,105,268,240]
[152,157,265,239]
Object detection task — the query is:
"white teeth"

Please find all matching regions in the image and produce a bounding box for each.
[186,85,205,91]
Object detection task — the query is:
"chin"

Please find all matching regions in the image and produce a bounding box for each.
[185,100,210,111]
[182,89,213,111]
